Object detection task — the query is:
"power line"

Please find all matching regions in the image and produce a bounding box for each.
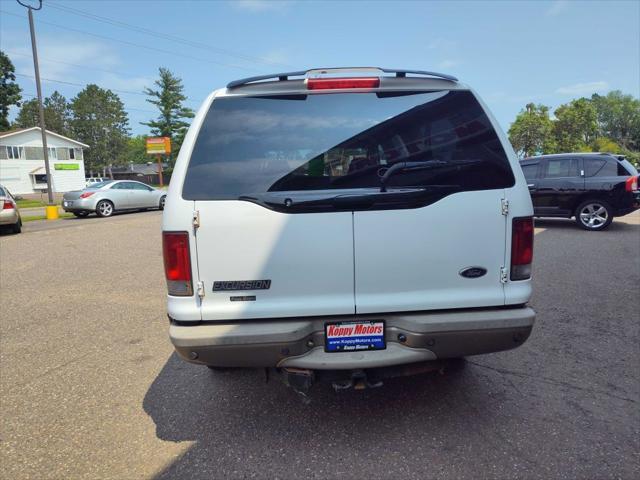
[18,77,191,114]
[47,1,292,69]
[7,50,208,105]
[15,72,147,97]
[6,49,144,77]
[15,72,201,109]
[19,92,159,114]
[0,9,257,72]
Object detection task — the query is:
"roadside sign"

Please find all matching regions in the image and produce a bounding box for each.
[146,137,171,155]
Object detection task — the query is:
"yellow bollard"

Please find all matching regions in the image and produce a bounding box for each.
[45,205,59,220]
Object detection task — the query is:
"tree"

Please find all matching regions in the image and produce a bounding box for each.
[14,91,71,135]
[120,135,148,165]
[510,91,639,163]
[591,91,640,150]
[508,103,555,157]
[0,51,22,131]
[553,98,598,152]
[142,67,194,163]
[592,137,622,154]
[14,98,39,129]
[70,84,130,174]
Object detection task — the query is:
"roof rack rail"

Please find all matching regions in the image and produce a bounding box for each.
[226,70,307,89]
[226,67,458,89]
[379,68,458,82]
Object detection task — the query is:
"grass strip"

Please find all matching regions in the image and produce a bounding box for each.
[22,213,75,222]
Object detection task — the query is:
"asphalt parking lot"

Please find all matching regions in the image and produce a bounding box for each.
[1,210,638,479]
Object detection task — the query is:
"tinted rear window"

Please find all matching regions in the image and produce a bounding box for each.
[183,90,514,200]
[543,158,579,178]
[584,157,622,177]
[618,158,638,176]
[521,163,538,182]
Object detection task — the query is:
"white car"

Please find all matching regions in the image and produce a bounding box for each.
[162,67,535,394]
[85,177,104,187]
[0,185,21,234]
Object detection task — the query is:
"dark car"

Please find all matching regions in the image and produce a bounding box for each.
[521,153,639,230]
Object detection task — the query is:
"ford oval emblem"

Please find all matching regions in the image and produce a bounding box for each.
[459,266,487,279]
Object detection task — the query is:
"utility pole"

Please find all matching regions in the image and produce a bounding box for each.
[17,0,58,219]
[156,153,164,187]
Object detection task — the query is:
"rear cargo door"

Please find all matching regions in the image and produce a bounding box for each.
[353,190,507,313]
[193,201,354,320]
[348,91,513,313]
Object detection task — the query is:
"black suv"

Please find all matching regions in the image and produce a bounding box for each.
[521,153,639,231]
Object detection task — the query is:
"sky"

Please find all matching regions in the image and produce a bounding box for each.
[1,0,639,136]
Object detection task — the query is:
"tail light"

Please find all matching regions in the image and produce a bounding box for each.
[511,217,534,281]
[625,175,638,192]
[3,201,14,209]
[80,191,95,199]
[306,77,380,90]
[162,231,193,296]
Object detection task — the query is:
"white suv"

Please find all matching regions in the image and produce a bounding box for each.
[163,67,535,392]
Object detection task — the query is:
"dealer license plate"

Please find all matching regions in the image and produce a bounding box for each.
[325,320,385,352]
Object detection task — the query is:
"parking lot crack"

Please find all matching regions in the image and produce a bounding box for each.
[6,342,120,393]
[467,360,638,405]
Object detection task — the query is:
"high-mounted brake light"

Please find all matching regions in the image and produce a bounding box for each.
[306,77,380,90]
[80,191,95,199]
[2,200,14,209]
[162,231,193,296]
[625,175,638,192]
[511,217,534,281]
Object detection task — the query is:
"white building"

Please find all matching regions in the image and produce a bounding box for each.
[0,127,88,194]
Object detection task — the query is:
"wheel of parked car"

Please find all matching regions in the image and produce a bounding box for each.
[12,218,21,234]
[96,200,114,218]
[575,200,613,231]
[73,211,89,218]
[159,195,166,210]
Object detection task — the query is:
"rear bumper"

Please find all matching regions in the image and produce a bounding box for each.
[615,207,639,217]
[614,192,640,216]
[170,306,535,369]
[0,208,20,225]
[614,204,640,217]
[61,197,97,212]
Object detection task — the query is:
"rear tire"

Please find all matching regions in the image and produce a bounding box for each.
[12,219,21,234]
[73,211,89,218]
[575,200,613,231]
[96,200,114,218]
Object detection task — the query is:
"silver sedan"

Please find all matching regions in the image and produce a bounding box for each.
[62,180,166,218]
[0,184,22,233]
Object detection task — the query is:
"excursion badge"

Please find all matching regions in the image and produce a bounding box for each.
[213,280,271,291]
